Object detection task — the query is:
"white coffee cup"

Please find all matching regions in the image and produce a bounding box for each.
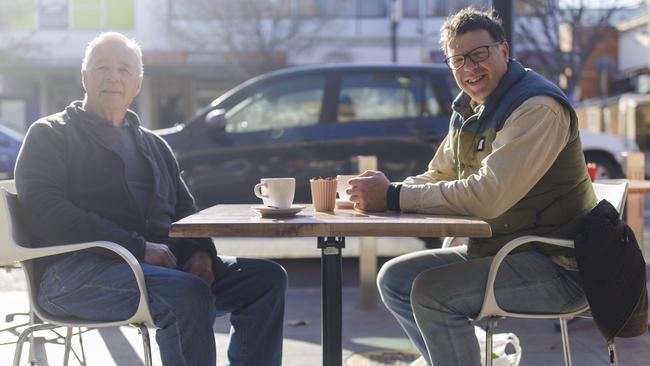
[254,178,295,209]
[336,175,357,201]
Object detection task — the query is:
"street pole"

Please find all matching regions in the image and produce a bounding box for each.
[390,0,401,63]
[647,0,650,79]
[492,0,514,57]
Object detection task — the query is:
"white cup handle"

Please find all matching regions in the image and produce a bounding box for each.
[254,183,268,199]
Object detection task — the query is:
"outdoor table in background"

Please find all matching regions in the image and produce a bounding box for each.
[170,204,492,366]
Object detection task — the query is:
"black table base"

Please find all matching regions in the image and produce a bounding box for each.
[318,236,345,366]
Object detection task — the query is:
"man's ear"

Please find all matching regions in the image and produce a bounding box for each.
[500,41,510,60]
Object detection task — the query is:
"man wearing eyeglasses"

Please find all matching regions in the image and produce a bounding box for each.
[347,7,596,366]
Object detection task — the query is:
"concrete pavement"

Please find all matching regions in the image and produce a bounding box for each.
[2,256,650,365]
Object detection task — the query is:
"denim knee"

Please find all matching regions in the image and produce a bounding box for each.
[377,258,407,301]
[410,272,445,313]
[152,271,216,325]
[259,260,288,294]
[181,273,216,310]
[376,263,392,297]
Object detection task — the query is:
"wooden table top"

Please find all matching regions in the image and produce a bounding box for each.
[170,204,493,239]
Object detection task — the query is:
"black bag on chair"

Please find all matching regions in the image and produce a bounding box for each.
[574,199,648,341]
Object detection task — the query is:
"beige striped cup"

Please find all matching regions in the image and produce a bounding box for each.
[310,178,337,212]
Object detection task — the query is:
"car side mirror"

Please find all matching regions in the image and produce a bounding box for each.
[205,109,227,136]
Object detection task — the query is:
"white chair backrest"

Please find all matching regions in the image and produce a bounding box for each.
[0,179,16,193]
[0,188,25,265]
[593,180,629,217]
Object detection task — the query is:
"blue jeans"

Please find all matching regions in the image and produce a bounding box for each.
[377,246,585,366]
[38,252,287,366]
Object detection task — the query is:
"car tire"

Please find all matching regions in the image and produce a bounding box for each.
[584,152,625,179]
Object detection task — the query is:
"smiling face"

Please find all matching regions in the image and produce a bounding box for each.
[81,39,142,124]
[446,29,509,105]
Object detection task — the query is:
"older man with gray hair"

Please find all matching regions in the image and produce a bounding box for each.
[15,32,286,366]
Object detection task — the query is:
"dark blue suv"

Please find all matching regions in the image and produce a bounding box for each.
[0,124,23,179]
[159,64,458,208]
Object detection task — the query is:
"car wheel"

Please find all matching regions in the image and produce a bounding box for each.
[584,152,625,179]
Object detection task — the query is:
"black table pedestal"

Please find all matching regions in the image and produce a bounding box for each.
[318,236,345,366]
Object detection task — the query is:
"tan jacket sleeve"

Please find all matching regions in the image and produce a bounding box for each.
[402,133,457,185]
[399,95,571,219]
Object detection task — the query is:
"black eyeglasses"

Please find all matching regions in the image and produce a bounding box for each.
[444,42,503,70]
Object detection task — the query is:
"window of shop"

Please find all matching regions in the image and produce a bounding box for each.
[298,0,319,17]
[299,0,383,18]
[172,1,289,19]
[403,0,419,18]
[427,0,485,16]
[322,0,356,17]
[358,0,387,17]
[0,0,36,30]
[39,0,68,29]
[72,0,134,29]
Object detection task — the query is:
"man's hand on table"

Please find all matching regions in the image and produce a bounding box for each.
[183,250,215,286]
[144,241,177,269]
[348,170,390,212]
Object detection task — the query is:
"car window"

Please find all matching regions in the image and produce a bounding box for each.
[424,82,442,117]
[224,75,325,133]
[446,73,460,97]
[337,72,422,122]
[0,124,25,141]
[425,72,459,117]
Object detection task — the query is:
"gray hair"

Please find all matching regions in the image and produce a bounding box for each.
[81,32,143,77]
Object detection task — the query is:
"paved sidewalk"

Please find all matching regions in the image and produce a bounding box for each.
[2,263,650,366]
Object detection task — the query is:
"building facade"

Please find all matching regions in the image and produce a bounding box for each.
[1,0,496,130]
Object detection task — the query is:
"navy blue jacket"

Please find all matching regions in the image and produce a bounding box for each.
[15,102,216,269]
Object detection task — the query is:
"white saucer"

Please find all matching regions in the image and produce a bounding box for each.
[335,199,354,209]
[251,204,306,217]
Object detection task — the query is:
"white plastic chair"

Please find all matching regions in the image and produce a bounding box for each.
[0,179,40,364]
[0,189,156,366]
[0,179,16,193]
[477,180,629,366]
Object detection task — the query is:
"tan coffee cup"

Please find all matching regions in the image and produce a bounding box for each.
[336,174,357,201]
[310,178,337,212]
[254,178,295,209]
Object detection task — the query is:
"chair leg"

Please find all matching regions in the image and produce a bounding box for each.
[485,317,498,366]
[28,308,37,366]
[132,323,153,366]
[607,341,618,366]
[559,318,573,366]
[77,327,87,366]
[63,327,73,366]
[13,323,59,366]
